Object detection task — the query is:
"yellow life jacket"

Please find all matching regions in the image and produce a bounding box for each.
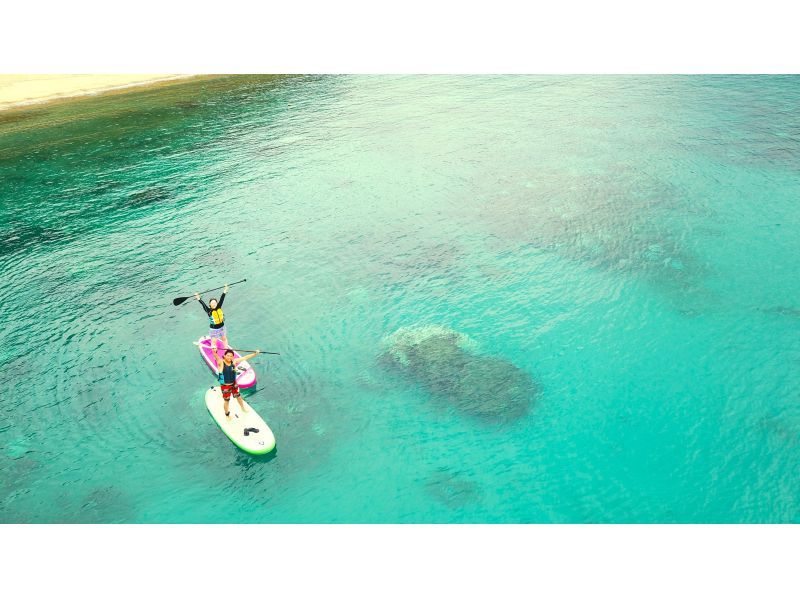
[209,307,224,326]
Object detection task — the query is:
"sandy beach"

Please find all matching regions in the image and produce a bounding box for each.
[0,75,200,110]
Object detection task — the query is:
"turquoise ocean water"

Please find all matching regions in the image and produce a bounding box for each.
[1,75,799,523]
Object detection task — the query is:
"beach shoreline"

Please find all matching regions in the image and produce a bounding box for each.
[0,75,208,111]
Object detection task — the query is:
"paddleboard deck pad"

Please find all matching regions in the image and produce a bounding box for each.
[205,386,275,454]
[196,336,257,389]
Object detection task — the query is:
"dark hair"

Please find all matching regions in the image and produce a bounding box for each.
[209,297,218,304]
[224,349,234,357]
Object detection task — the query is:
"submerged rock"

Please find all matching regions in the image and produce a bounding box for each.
[4,436,31,458]
[758,411,800,447]
[29,485,138,524]
[125,185,172,208]
[476,169,715,314]
[0,222,73,257]
[426,468,481,509]
[381,325,537,423]
[78,486,136,523]
[0,455,41,522]
[760,306,800,319]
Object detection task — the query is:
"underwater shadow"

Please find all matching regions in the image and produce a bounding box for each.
[381,325,540,425]
[233,446,278,469]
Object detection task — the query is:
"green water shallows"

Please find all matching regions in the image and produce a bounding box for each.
[1,75,799,523]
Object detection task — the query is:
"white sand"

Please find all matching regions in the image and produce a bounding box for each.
[0,75,198,110]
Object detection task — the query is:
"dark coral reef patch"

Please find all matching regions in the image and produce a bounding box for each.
[381,325,538,423]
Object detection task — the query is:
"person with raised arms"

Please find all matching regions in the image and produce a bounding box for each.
[216,348,260,418]
[195,283,230,352]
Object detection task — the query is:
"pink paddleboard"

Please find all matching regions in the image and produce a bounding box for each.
[196,336,257,389]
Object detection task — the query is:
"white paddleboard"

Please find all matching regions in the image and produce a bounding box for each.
[205,386,275,455]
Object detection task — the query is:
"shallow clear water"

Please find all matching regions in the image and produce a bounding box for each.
[1,75,799,523]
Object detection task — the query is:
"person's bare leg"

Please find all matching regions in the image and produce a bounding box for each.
[221,334,229,350]
[224,396,231,418]
[236,392,247,413]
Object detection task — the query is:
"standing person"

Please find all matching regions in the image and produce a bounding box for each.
[216,348,260,418]
[195,283,230,351]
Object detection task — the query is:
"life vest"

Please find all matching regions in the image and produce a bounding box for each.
[209,307,224,326]
[219,361,237,384]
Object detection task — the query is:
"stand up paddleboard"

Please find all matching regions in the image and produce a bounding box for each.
[196,336,257,389]
[205,386,275,454]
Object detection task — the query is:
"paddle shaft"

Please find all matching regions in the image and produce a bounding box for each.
[244,386,268,398]
[193,341,279,355]
[195,278,246,297]
[173,278,246,306]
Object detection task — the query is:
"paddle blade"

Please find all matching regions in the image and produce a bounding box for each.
[173,296,190,306]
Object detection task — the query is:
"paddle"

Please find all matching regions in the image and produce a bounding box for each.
[172,278,247,306]
[192,341,280,355]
